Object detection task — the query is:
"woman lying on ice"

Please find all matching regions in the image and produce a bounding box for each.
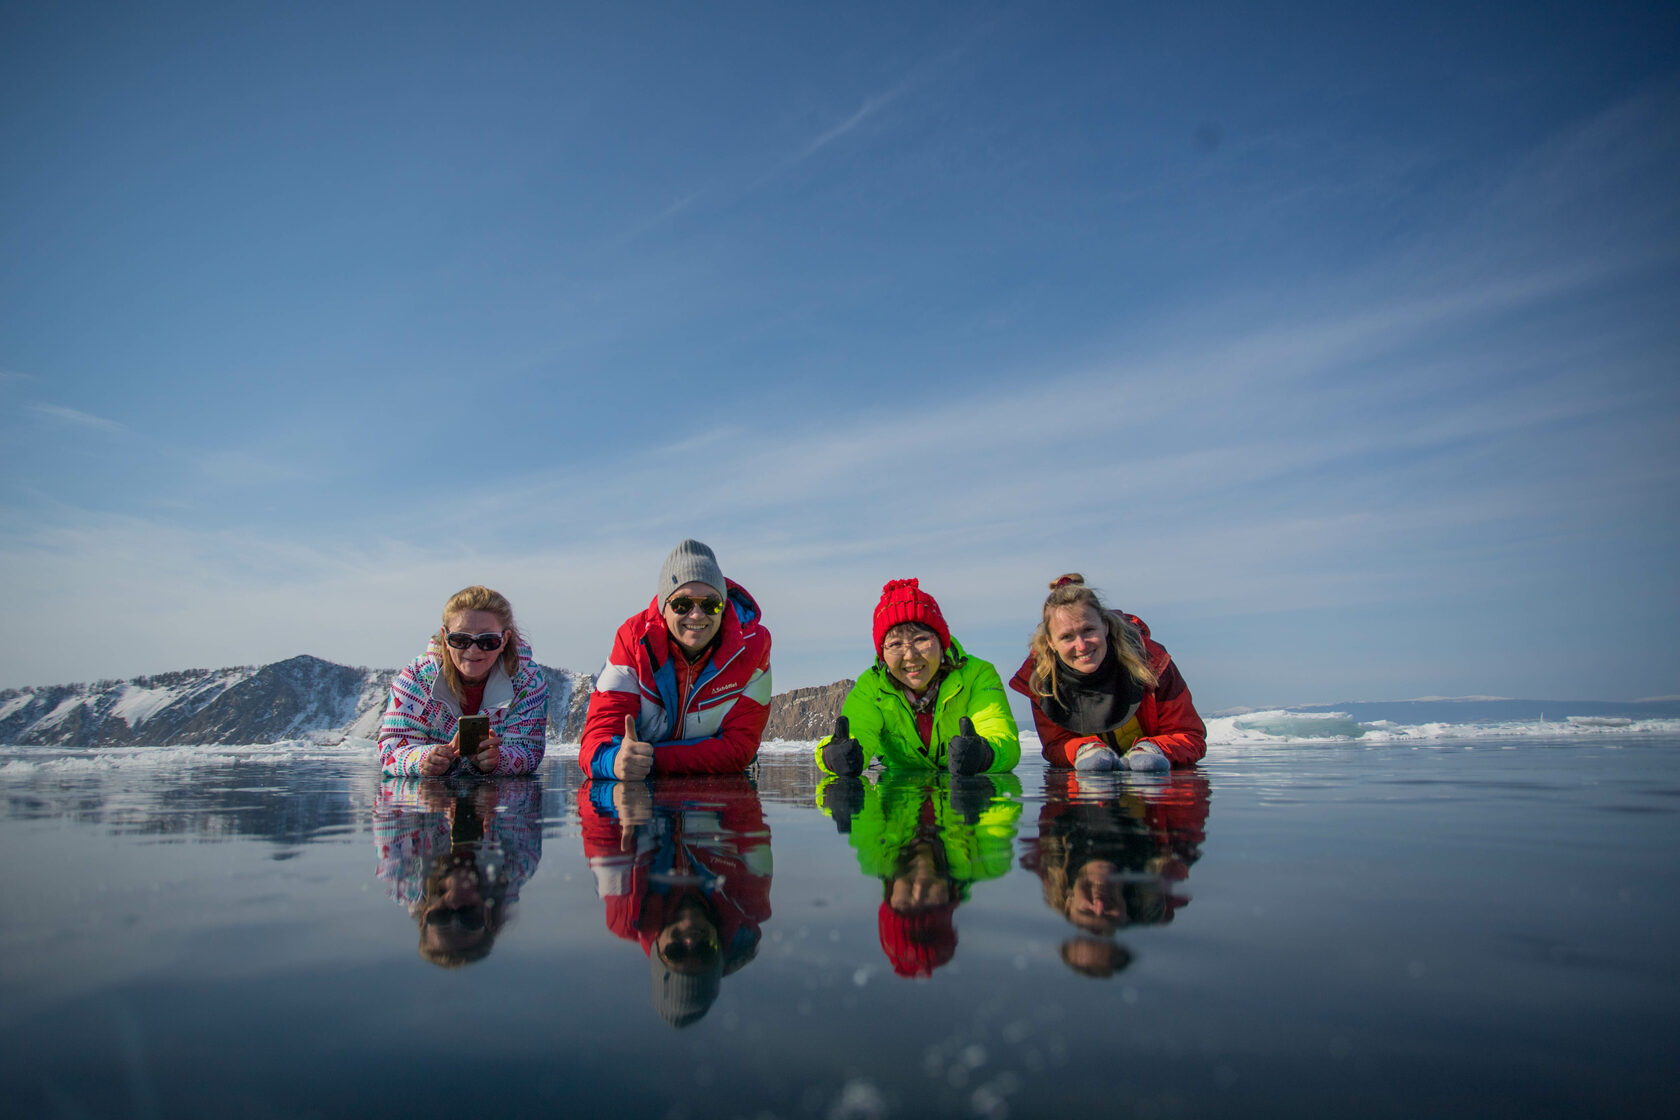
[579,539,773,779]
[816,578,1020,777]
[378,585,550,777]
[1008,574,1205,772]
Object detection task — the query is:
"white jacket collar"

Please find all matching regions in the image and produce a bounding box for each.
[429,654,516,716]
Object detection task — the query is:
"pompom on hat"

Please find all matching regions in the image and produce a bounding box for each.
[871,578,951,659]
[877,900,958,978]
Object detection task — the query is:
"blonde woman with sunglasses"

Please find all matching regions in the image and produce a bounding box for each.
[580,540,772,778]
[378,585,550,777]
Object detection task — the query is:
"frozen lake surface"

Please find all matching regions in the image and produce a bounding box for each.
[3,734,1677,1118]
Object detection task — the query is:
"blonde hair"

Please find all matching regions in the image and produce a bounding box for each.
[437,585,523,703]
[1027,574,1158,703]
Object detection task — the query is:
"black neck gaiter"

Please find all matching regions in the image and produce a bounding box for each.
[1041,644,1144,734]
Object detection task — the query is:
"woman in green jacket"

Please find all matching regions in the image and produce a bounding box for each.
[816,578,1021,776]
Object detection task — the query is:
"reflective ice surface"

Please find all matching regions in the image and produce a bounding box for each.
[2,736,1677,1118]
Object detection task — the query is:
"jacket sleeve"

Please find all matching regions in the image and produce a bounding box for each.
[579,631,642,779]
[1028,702,1109,769]
[961,662,1022,773]
[487,666,548,775]
[1138,660,1207,766]
[816,678,887,774]
[652,647,772,775]
[378,660,448,777]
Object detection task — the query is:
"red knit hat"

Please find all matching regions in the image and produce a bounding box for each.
[877,900,958,978]
[872,578,951,659]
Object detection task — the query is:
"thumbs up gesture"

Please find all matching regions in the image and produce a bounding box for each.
[946,716,993,775]
[821,715,864,777]
[613,714,654,781]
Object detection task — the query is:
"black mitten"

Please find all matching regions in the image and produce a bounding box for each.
[822,716,864,776]
[818,777,867,833]
[946,716,993,775]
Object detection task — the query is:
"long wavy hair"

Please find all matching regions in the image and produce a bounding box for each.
[1026,574,1158,704]
[436,585,523,703]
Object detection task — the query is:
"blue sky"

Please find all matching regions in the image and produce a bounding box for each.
[3,0,1677,708]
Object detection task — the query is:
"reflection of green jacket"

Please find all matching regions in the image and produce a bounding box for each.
[818,771,1023,897]
[816,638,1021,774]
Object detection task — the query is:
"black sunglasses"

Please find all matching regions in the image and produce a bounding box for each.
[424,905,486,931]
[446,630,506,651]
[667,596,724,617]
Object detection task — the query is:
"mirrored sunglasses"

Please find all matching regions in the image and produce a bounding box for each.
[667,596,724,617]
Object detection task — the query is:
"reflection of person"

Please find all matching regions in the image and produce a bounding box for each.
[817,770,1021,978]
[379,585,550,777]
[578,775,773,1027]
[580,540,772,779]
[372,775,544,968]
[1009,574,1206,772]
[1021,769,1210,977]
[817,579,1020,777]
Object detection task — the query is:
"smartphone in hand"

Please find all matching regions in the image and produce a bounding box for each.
[457,714,490,759]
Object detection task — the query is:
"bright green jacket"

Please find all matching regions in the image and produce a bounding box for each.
[816,770,1023,894]
[815,638,1021,774]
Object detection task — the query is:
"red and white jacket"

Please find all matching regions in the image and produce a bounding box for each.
[579,580,772,778]
[1008,614,1206,768]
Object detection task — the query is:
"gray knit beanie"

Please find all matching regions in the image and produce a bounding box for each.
[656,539,727,605]
[650,949,723,1029]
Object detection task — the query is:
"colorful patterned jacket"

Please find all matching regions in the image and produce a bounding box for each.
[815,637,1021,774]
[1008,614,1206,768]
[372,775,544,912]
[579,580,772,778]
[378,638,549,777]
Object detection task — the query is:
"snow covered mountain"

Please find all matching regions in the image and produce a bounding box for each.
[0,655,595,747]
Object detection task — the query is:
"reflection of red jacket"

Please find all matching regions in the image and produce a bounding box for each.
[1030,770,1211,875]
[580,581,772,777]
[1009,615,1206,768]
[1022,771,1212,925]
[579,776,773,970]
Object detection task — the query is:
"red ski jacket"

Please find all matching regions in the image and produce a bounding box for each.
[580,580,772,777]
[1008,614,1206,768]
[578,775,772,969]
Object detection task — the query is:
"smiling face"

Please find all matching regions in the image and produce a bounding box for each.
[1066,860,1126,935]
[443,609,508,682]
[880,623,943,693]
[1048,604,1108,675]
[662,581,724,657]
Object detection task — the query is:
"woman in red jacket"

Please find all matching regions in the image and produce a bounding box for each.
[1008,574,1206,771]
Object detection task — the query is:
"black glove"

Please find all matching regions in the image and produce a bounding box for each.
[818,777,867,833]
[946,717,993,775]
[822,716,864,776]
[949,774,997,824]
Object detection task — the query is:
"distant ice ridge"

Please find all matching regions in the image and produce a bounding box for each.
[1209,709,1680,744]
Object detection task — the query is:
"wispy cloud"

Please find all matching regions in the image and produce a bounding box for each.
[29,403,125,432]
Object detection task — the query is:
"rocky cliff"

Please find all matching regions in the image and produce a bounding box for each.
[763,679,854,741]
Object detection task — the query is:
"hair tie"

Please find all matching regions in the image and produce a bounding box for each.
[1051,575,1079,589]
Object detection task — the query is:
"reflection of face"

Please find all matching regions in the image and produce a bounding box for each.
[1049,605,1108,675]
[657,900,721,974]
[444,609,507,682]
[890,844,953,912]
[422,868,489,954]
[663,581,724,657]
[1066,860,1126,935]
[881,624,942,693]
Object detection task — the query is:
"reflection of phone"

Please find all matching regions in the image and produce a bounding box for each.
[457,714,490,758]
